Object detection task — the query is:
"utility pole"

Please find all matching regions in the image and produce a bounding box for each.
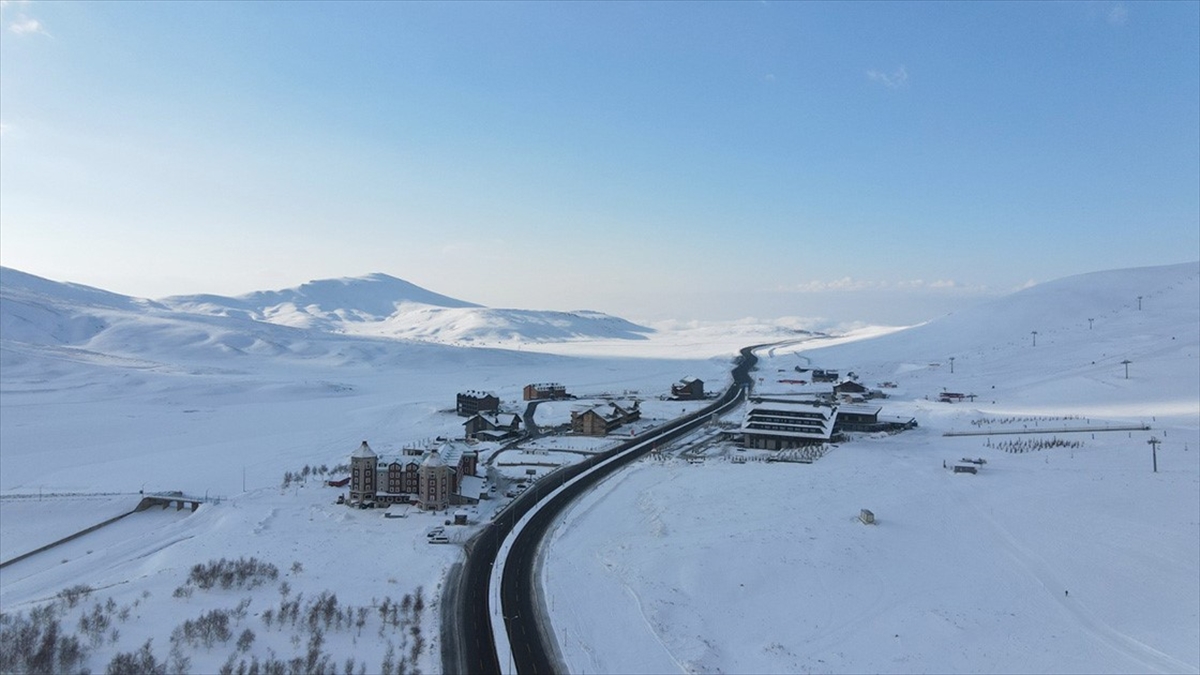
[949,357,955,374]
[1031,331,1038,347]
[1137,296,1143,310]
[1088,318,1094,330]
[1147,436,1160,473]
[1121,359,1132,379]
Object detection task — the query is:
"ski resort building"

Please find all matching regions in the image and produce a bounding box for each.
[347,440,480,510]
[670,376,705,400]
[833,380,869,396]
[456,391,500,417]
[741,399,839,449]
[570,401,641,436]
[463,412,522,441]
[524,383,570,401]
[740,398,917,449]
[833,404,881,430]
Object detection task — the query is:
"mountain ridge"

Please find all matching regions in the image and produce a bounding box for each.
[0,267,654,348]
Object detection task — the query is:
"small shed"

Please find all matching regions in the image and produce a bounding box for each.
[953,465,978,474]
[859,509,875,525]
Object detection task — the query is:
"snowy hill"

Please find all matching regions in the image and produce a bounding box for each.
[809,261,1200,362]
[159,272,653,343]
[543,261,1200,675]
[162,272,481,328]
[332,305,654,343]
[0,267,162,346]
[778,261,1200,418]
[0,269,655,353]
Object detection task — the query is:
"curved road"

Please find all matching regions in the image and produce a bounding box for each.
[443,344,762,674]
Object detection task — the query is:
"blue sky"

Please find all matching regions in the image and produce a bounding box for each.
[1,1,1197,324]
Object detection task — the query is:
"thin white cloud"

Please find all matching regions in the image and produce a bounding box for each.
[783,277,989,294]
[8,15,48,35]
[867,66,908,89]
[5,0,49,36]
[1,1,36,13]
[788,277,878,293]
[1107,3,1128,26]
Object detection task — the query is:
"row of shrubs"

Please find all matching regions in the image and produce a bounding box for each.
[180,557,280,592]
[281,464,350,489]
[970,414,1082,427]
[987,437,1084,453]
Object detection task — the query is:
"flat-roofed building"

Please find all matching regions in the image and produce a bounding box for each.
[833,404,882,431]
[456,391,500,417]
[741,399,838,449]
[524,383,569,401]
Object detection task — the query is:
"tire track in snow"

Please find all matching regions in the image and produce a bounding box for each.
[960,490,1195,673]
[544,463,686,673]
[616,575,690,674]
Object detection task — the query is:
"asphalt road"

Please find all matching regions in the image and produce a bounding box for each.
[443,345,761,675]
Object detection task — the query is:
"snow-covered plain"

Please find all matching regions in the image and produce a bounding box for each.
[541,261,1200,674]
[1,262,1196,674]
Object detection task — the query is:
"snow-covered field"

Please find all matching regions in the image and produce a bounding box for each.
[1,262,1197,674]
[0,267,764,674]
[541,262,1200,674]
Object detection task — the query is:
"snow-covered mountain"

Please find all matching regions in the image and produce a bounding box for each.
[162,273,481,326]
[0,269,654,353]
[161,272,652,342]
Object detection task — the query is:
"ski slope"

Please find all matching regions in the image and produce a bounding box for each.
[540,261,1200,674]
